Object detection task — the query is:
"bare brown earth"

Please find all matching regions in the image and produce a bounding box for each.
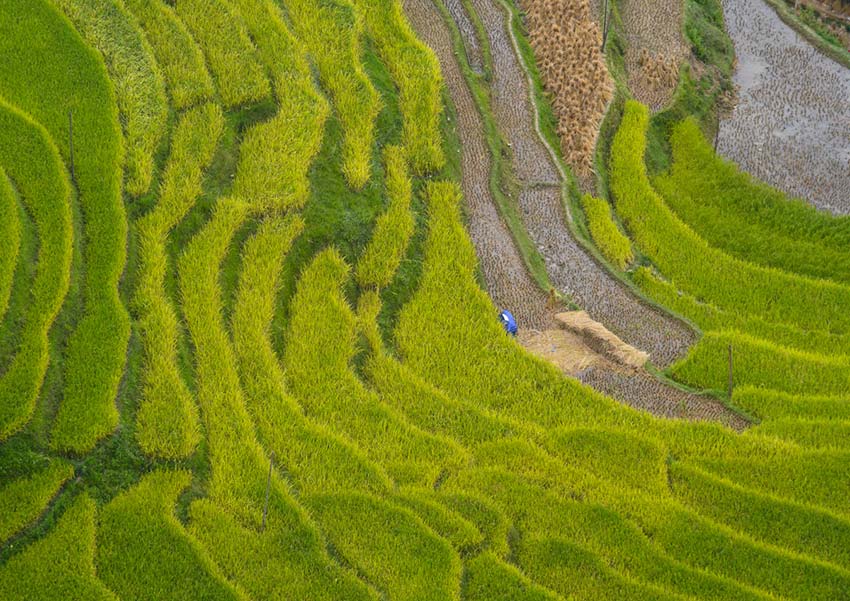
[619,0,687,110]
[720,0,850,214]
[403,0,554,330]
[407,0,746,428]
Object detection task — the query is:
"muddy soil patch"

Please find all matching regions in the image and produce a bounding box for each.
[719,0,850,214]
[403,0,553,329]
[620,0,687,110]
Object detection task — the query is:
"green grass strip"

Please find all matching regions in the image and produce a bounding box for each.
[654,119,850,285]
[356,146,416,288]
[232,215,391,496]
[0,0,129,452]
[352,0,445,173]
[174,0,271,108]
[0,459,74,544]
[0,494,116,600]
[180,200,374,600]
[283,248,467,483]
[96,469,247,601]
[610,100,850,335]
[52,0,168,197]
[671,330,850,395]
[670,460,850,571]
[134,102,223,460]
[0,170,20,322]
[732,386,850,421]
[123,0,214,109]
[226,0,329,210]
[305,492,463,601]
[580,194,633,271]
[0,102,72,441]
[463,552,563,601]
[285,0,381,188]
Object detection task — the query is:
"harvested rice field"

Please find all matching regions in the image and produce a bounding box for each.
[719,0,850,214]
[2,0,849,599]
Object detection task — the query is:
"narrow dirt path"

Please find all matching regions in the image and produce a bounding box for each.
[414,0,747,428]
[403,0,553,330]
[719,0,850,215]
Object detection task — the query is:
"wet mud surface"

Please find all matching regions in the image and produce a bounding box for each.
[720,0,850,214]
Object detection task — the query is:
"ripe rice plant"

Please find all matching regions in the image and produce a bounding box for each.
[226,0,330,210]
[283,248,467,483]
[177,197,270,513]
[754,418,850,451]
[52,0,168,197]
[173,0,271,108]
[0,0,130,452]
[517,535,678,601]
[356,146,416,288]
[96,470,247,601]
[610,101,850,335]
[0,170,20,322]
[633,266,850,357]
[463,551,562,601]
[0,460,74,544]
[179,200,375,600]
[654,119,850,285]
[123,0,214,108]
[0,103,72,441]
[393,488,483,551]
[134,103,223,460]
[304,492,462,600]
[231,216,391,495]
[188,498,377,601]
[580,194,634,271]
[352,0,445,173]
[732,386,850,421]
[671,330,850,396]
[692,452,850,519]
[669,461,850,571]
[0,494,116,601]
[445,467,770,601]
[285,0,382,188]
[438,492,512,559]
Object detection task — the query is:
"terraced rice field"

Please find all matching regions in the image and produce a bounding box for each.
[1,0,849,600]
